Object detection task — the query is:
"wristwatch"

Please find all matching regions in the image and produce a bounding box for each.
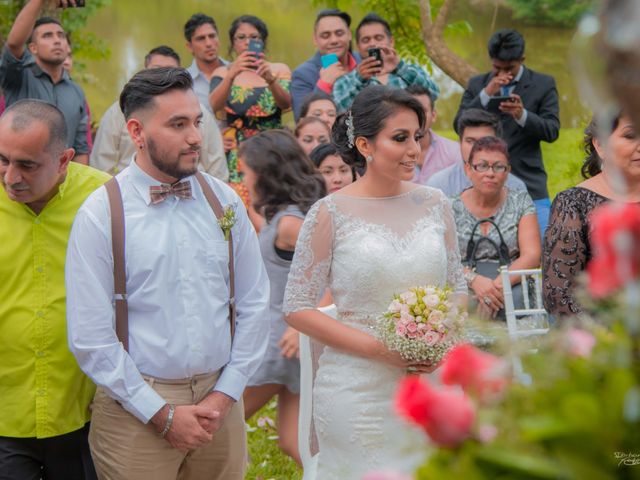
[463,269,478,288]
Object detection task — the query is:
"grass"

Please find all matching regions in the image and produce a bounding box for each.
[246,400,302,480]
[245,128,585,479]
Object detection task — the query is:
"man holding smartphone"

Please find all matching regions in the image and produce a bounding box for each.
[454,29,560,238]
[291,9,360,120]
[0,0,90,164]
[332,13,440,113]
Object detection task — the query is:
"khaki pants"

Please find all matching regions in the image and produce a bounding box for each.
[88,371,246,480]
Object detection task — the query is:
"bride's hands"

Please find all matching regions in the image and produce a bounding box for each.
[374,342,438,373]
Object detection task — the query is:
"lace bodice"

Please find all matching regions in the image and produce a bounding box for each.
[284,186,466,326]
[283,186,465,478]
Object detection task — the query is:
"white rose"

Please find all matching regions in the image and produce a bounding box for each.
[423,294,440,308]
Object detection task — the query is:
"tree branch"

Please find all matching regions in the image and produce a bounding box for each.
[434,0,455,36]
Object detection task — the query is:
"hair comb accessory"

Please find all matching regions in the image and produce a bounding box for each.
[346,110,355,148]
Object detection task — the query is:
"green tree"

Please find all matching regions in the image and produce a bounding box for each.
[504,0,594,27]
[311,0,478,87]
[0,0,111,71]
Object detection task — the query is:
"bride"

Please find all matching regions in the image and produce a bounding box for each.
[284,85,467,478]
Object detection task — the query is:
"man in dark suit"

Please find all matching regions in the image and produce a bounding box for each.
[454,29,560,237]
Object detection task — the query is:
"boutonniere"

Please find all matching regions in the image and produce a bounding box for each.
[218,205,236,241]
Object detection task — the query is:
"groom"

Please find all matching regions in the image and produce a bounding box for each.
[65,67,270,480]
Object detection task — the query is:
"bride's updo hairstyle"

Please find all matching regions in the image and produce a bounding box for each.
[332,85,426,168]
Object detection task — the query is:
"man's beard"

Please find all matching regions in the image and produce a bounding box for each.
[147,138,199,180]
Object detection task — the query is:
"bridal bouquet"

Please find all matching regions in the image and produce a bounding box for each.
[376,285,466,363]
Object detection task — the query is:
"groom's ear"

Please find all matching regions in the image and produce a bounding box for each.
[355,136,372,157]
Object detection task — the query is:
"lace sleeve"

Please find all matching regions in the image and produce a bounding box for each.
[541,190,590,317]
[283,199,333,313]
[439,192,467,294]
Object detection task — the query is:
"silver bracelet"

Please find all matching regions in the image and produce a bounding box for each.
[159,404,175,438]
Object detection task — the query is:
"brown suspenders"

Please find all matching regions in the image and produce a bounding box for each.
[104,172,236,352]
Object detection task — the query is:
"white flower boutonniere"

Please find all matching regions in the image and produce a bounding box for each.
[218,205,236,241]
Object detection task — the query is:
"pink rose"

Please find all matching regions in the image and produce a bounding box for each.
[417,322,428,332]
[428,309,444,324]
[396,324,407,336]
[399,310,413,325]
[407,331,418,339]
[441,344,508,402]
[587,203,640,297]
[406,321,418,333]
[423,331,440,345]
[564,328,596,358]
[395,376,475,448]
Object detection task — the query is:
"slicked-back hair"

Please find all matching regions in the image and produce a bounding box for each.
[455,108,502,138]
[119,67,193,119]
[144,45,181,68]
[332,85,426,168]
[184,13,217,42]
[239,130,326,221]
[355,13,392,41]
[4,99,68,155]
[28,16,63,44]
[487,29,525,61]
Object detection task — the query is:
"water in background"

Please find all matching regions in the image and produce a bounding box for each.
[79,0,588,130]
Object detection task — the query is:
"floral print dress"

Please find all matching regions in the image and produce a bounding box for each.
[211,75,291,206]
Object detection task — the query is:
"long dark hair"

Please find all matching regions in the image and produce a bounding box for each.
[332,85,426,168]
[239,130,326,221]
[582,113,622,179]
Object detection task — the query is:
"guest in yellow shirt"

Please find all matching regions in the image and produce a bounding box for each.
[0,99,109,479]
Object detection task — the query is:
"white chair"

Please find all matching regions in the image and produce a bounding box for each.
[298,304,336,480]
[500,267,549,384]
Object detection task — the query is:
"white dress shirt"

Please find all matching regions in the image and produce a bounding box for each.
[66,160,270,423]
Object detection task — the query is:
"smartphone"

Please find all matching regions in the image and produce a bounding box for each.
[58,0,85,7]
[367,47,383,68]
[320,53,339,69]
[487,95,515,112]
[247,39,264,70]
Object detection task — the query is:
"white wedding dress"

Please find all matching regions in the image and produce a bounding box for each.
[284,186,466,479]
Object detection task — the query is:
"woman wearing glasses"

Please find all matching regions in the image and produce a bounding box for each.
[451,136,541,318]
[209,15,291,211]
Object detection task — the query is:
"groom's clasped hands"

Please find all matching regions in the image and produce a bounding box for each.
[151,392,235,454]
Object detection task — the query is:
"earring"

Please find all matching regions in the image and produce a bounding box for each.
[366,155,373,163]
[138,144,144,149]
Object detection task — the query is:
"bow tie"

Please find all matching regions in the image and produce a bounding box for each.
[149,181,193,205]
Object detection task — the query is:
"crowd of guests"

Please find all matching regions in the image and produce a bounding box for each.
[1,1,639,479]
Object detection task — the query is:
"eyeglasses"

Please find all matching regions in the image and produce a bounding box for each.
[470,162,509,173]
[234,34,261,42]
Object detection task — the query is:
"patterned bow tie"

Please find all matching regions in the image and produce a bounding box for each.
[149,181,193,205]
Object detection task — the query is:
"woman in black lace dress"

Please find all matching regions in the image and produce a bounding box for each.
[542,114,640,317]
